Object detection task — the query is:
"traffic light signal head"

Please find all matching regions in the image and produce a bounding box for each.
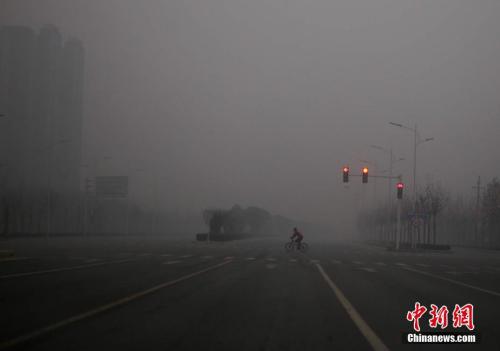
[342,166,349,183]
[397,182,404,199]
[362,167,368,183]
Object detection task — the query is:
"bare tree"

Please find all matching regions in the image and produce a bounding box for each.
[482,178,500,247]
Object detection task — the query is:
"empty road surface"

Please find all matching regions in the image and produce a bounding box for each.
[1,235,499,350]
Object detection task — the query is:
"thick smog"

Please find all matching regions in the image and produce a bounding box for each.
[1,1,499,350]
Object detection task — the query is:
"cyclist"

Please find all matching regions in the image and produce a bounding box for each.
[290,227,304,250]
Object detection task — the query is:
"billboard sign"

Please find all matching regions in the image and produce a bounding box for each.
[95,176,128,198]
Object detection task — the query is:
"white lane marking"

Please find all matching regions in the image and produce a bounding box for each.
[84,259,103,264]
[375,262,386,266]
[360,267,377,273]
[265,263,277,269]
[352,261,363,265]
[315,263,389,351]
[331,260,342,264]
[395,262,408,267]
[163,260,181,265]
[0,260,232,350]
[416,263,431,268]
[0,257,31,263]
[485,266,500,272]
[0,259,138,280]
[401,266,500,297]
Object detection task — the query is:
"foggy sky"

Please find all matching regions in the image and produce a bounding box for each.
[1,0,499,228]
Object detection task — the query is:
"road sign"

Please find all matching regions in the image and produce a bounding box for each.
[95,176,128,198]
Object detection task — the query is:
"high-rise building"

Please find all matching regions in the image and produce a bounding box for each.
[0,25,84,233]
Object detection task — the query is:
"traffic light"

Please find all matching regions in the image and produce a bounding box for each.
[342,166,349,183]
[362,167,368,183]
[84,177,93,194]
[397,182,404,199]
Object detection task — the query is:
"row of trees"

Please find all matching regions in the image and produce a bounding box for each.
[358,178,500,249]
[203,205,273,236]
[0,185,205,236]
[202,205,301,237]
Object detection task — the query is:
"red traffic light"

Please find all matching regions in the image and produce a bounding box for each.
[397,182,404,199]
[362,167,368,174]
[342,166,349,183]
[362,167,368,183]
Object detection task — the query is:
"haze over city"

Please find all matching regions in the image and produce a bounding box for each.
[1,2,500,350]
[2,0,499,229]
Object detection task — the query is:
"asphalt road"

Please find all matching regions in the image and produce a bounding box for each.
[1,235,499,350]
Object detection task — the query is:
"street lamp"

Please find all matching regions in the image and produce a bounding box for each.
[370,144,404,204]
[389,122,433,205]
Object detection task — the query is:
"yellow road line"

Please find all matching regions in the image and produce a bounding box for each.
[316,263,389,351]
[0,259,232,350]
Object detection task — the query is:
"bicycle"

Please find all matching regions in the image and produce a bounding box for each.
[285,239,309,253]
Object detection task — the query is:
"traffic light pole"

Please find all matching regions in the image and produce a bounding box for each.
[396,199,401,251]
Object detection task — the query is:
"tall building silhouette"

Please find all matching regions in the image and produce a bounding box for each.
[0,25,84,233]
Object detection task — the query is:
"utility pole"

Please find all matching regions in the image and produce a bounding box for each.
[472,176,482,244]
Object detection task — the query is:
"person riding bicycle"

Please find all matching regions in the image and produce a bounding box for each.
[290,227,304,250]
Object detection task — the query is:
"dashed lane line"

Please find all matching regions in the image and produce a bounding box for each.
[401,266,500,298]
[315,263,389,351]
[0,259,139,280]
[415,263,431,268]
[163,261,181,265]
[0,259,233,350]
[360,267,377,273]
